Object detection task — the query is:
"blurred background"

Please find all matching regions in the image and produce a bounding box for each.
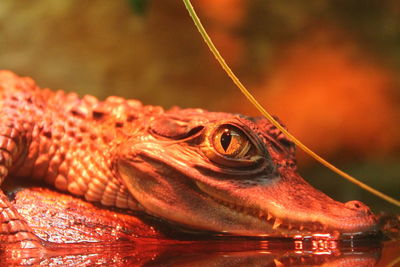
[0,0,399,213]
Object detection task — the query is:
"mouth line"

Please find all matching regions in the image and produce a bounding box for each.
[195,181,329,236]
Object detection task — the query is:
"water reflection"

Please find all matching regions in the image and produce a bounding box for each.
[1,238,390,266]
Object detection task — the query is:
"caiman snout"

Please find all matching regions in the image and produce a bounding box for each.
[345,200,374,216]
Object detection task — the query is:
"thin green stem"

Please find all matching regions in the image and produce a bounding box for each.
[182,0,400,207]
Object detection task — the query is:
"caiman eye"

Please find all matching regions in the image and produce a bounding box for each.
[213,125,251,158]
[202,122,266,168]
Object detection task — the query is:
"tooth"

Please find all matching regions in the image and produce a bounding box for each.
[267,212,273,220]
[273,218,282,229]
[273,259,284,267]
[299,225,305,231]
[287,223,293,230]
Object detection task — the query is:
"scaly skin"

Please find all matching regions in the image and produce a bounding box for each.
[0,71,377,247]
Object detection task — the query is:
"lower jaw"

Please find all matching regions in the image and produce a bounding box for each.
[162,221,380,240]
[205,212,379,240]
[169,220,379,240]
[194,182,327,236]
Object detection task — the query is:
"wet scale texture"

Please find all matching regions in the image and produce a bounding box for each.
[0,73,138,210]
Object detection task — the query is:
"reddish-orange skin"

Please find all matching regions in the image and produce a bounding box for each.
[0,71,140,209]
[0,71,378,249]
[0,71,148,247]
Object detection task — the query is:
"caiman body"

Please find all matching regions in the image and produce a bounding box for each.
[0,71,377,247]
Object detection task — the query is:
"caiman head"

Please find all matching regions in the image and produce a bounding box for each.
[116,108,377,238]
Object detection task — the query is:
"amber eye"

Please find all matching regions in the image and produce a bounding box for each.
[213,125,251,158]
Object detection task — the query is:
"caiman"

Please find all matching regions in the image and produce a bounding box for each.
[0,71,377,248]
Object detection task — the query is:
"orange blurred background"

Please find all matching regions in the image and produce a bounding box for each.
[0,0,399,212]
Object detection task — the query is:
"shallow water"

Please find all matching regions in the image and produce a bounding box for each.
[1,238,398,266]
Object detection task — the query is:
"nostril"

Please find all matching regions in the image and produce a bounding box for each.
[345,200,372,215]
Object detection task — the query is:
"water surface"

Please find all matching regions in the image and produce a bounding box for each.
[1,238,397,266]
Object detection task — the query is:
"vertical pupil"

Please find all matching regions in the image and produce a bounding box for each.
[220,129,232,151]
